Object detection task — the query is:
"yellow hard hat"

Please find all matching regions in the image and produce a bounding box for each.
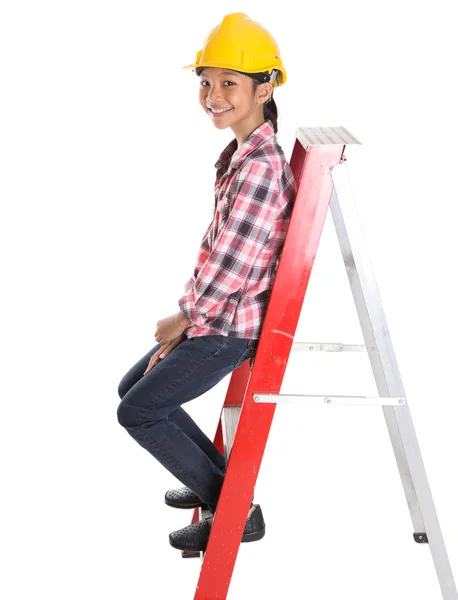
[182,12,287,87]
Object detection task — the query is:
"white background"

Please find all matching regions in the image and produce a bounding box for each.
[1,1,457,599]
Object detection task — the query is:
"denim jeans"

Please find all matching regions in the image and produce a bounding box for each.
[117,334,258,513]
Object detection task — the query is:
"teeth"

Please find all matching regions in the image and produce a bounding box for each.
[211,107,232,113]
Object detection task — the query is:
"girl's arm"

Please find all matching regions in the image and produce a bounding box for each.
[178,159,280,328]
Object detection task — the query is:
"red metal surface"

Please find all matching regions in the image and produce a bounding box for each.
[193,141,345,598]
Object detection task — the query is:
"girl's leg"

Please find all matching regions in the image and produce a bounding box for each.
[117,341,226,474]
[116,335,252,512]
[168,407,226,474]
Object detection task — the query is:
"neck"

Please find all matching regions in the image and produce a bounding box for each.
[232,112,265,148]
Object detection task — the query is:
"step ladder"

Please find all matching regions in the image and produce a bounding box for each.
[183,126,457,600]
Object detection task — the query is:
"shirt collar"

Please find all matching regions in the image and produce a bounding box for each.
[214,120,275,172]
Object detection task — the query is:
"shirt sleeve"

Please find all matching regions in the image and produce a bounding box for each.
[178,160,279,327]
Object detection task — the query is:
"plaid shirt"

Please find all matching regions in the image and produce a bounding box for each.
[178,119,297,340]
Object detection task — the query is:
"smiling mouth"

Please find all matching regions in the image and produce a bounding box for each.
[208,107,233,114]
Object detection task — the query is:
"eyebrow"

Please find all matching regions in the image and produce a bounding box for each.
[200,69,241,77]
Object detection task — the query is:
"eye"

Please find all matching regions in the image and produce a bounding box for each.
[200,81,235,87]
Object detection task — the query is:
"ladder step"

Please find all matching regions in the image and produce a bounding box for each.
[182,410,242,560]
[292,342,366,352]
[181,505,213,561]
[221,404,242,462]
[253,394,405,406]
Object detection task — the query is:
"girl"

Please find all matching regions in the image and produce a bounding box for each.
[117,12,297,553]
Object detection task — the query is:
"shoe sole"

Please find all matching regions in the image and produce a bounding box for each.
[170,527,266,552]
[164,498,204,509]
[242,526,266,543]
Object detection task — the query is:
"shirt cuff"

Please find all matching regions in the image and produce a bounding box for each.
[178,294,206,328]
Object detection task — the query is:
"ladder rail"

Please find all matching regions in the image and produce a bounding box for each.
[193,139,346,598]
[330,160,457,598]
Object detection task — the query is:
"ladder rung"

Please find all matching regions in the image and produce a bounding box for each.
[181,505,213,561]
[292,342,366,352]
[221,405,242,463]
[199,506,212,562]
[253,394,405,406]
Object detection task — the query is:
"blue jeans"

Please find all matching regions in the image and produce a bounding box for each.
[117,334,258,513]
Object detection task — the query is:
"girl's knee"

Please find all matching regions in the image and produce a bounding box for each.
[117,370,135,399]
[117,392,158,429]
[117,379,128,400]
[117,398,139,428]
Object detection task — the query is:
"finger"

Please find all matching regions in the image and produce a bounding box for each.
[144,355,157,375]
[159,342,170,355]
[145,351,162,374]
[160,339,179,358]
[159,346,170,359]
[157,342,172,359]
[144,342,171,375]
[144,360,156,375]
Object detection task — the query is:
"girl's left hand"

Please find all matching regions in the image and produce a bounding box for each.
[143,333,186,375]
[155,312,188,345]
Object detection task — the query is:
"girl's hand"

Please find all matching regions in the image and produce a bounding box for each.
[154,312,190,345]
[143,333,186,376]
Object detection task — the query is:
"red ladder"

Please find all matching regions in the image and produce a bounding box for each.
[182,126,457,600]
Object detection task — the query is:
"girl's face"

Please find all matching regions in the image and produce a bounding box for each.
[199,67,271,131]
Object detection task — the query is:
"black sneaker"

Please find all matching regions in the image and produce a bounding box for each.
[169,504,266,552]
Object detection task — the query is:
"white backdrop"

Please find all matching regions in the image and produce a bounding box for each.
[1,1,457,599]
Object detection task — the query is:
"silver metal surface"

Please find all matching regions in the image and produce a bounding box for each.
[291,341,366,352]
[221,405,241,464]
[296,126,362,148]
[329,160,457,598]
[253,394,404,406]
[182,504,214,561]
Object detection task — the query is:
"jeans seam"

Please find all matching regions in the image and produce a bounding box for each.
[154,336,232,404]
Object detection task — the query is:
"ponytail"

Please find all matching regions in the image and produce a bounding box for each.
[264,95,278,134]
[252,80,279,134]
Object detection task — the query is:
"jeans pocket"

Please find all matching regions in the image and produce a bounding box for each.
[233,340,255,369]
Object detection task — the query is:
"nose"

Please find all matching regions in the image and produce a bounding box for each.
[206,84,225,105]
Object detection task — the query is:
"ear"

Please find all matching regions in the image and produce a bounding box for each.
[257,83,273,105]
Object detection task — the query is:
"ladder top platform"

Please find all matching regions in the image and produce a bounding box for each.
[296,126,362,147]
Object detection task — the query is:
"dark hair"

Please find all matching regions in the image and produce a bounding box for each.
[251,79,279,134]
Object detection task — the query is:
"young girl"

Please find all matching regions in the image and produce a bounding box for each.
[117,12,297,552]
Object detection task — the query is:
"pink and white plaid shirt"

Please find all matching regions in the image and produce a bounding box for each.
[178,119,297,340]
